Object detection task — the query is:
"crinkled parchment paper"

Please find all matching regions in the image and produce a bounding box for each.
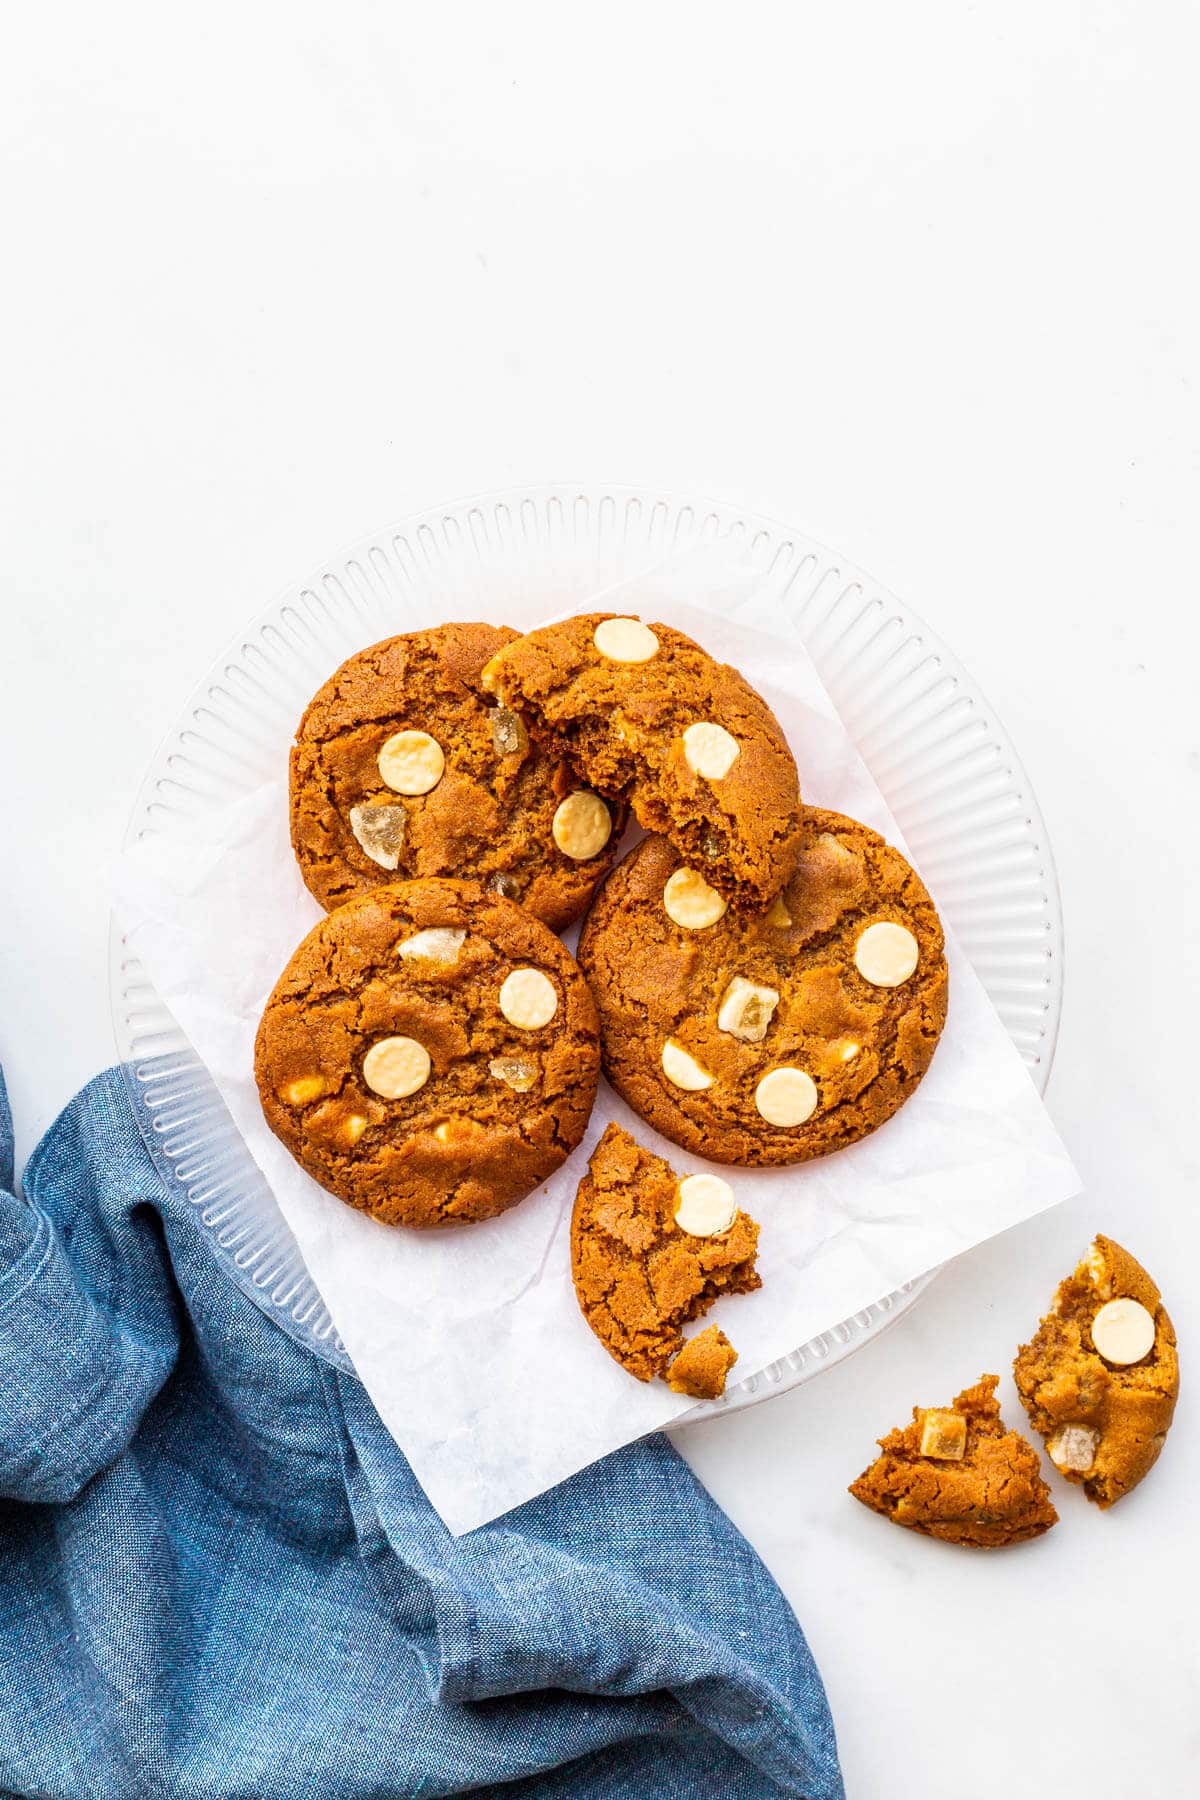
[114,541,1079,1533]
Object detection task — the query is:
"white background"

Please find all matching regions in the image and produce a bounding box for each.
[1,6,1196,1795]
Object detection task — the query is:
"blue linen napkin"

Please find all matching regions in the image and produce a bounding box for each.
[0,1064,842,1799]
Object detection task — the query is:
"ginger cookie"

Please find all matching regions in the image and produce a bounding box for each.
[570,1122,759,1391]
[576,808,948,1167]
[849,1376,1058,1548]
[479,613,803,907]
[289,624,624,930]
[1013,1235,1178,1507]
[255,879,600,1228]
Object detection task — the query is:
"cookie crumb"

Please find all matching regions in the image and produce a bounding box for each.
[668,1326,738,1399]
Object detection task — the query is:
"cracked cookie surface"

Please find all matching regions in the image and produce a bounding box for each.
[576,809,948,1166]
[479,612,803,907]
[849,1376,1058,1547]
[289,624,624,929]
[570,1122,759,1386]
[1013,1235,1178,1507]
[255,879,600,1227]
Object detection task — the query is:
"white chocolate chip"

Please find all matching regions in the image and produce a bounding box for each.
[343,1114,369,1145]
[839,1041,860,1062]
[593,616,660,663]
[362,1036,431,1100]
[674,1173,737,1237]
[349,802,407,870]
[552,790,612,861]
[489,1055,538,1092]
[498,967,558,1030]
[281,1074,326,1106]
[663,868,727,931]
[1091,1298,1156,1366]
[490,706,528,757]
[661,1039,714,1091]
[1047,1423,1101,1474]
[854,920,920,987]
[755,1067,818,1127]
[717,975,780,1043]
[765,894,792,928]
[398,928,465,966]
[377,729,445,796]
[919,1410,967,1461]
[681,721,740,780]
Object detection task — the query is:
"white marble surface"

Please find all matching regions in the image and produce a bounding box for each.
[1,6,1196,1793]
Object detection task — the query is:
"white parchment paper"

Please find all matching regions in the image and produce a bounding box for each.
[113,540,1080,1534]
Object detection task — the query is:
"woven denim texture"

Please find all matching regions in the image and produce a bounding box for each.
[0,1067,842,1798]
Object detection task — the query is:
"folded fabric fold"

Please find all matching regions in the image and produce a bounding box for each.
[0,1065,842,1799]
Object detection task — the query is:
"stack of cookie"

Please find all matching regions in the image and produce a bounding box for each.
[256,612,950,1396]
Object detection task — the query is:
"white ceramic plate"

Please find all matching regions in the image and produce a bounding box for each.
[110,484,1063,1412]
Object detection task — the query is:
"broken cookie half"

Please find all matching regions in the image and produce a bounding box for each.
[849,1375,1058,1547]
[1013,1234,1178,1508]
[570,1121,759,1397]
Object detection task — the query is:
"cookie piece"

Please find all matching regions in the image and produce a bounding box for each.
[479,613,803,907]
[255,879,600,1228]
[570,1122,760,1382]
[1013,1235,1178,1507]
[576,809,948,1166]
[289,625,624,929]
[849,1376,1058,1548]
[667,1325,739,1400]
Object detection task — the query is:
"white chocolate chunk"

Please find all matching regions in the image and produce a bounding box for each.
[398,928,465,966]
[593,616,660,663]
[1048,1423,1101,1474]
[349,802,407,870]
[362,1036,431,1100]
[854,920,919,987]
[816,831,855,865]
[552,791,612,861]
[377,729,445,796]
[717,975,780,1043]
[489,1055,538,1092]
[919,1410,967,1461]
[498,967,558,1030]
[674,1173,737,1238]
[839,1041,860,1062]
[765,894,792,928]
[1091,1297,1156,1365]
[663,867,727,931]
[755,1067,818,1127]
[343,1114,369,1145]
[434,1118,482,1145]
[281,1074,326,1106]
[1086,1241,1114,1299]
[681,721,740,780]
[661,1039,714,1091]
